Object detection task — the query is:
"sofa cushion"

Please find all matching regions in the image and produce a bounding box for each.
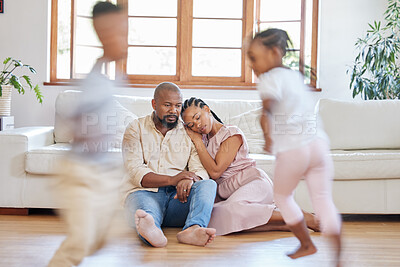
[109,101,138,148]
[25,143,123,175]
[114,94,153,117]
[25,143,71,175]
[318,99,400,150]
[55,90,140,145]
[55,90,262,145]
[227,108,265,154]
[54,91,81,143]
[331,149,400,180]
[249,153,275,178]
[203,99,261,123]
[249,149,400,181]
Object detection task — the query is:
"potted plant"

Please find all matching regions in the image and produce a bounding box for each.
[348,0,400,100]
[0,57,43,116]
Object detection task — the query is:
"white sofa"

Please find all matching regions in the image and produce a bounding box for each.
[1,90,400,214]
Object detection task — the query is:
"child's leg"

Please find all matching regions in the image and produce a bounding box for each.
[304,140,341,235]
[274,146,310,224]
[273,147,317,259]
[304,139,342,262]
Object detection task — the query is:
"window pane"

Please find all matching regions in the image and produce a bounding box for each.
[57,52,70,79]
[260,22,301,49]
[192,48,241,77]
[283,51,300,71]
[74,46,103,75]
[128,0,177,17]
[260,0,301,21]
[57,0,71,79]
[127,47,176,75]
[128,18,177,46]
[76,17,101,46]
[76,0,100,17]
[193,0,242,19]
[193,19,242,48]
[304,0,313,71]
[283,51,311,83]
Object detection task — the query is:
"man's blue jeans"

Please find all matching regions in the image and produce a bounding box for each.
[125,179,217,245]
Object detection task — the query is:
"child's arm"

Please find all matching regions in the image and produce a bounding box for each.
[260,99,275,153]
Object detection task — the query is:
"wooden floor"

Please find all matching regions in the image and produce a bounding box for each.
[0,212,399,267]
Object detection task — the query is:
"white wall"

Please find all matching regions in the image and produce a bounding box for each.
[0,0,387,127]
[317,0,387,101]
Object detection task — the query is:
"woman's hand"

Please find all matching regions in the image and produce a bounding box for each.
[185,127,203,143]
[170,171,197,186]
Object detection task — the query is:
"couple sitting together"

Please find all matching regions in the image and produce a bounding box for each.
[122,82,319,247]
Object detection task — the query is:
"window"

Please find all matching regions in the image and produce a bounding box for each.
[49,0,319,89]
[255,0,319,87]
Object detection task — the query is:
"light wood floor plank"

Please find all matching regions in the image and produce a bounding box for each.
[0,213,399,266]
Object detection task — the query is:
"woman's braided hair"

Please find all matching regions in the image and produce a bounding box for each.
[181,97,223,124]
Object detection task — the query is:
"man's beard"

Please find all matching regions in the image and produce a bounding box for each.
[158,114,179,129]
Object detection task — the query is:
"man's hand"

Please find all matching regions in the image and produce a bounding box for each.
[170,171,199,186]
[174,179,194,203]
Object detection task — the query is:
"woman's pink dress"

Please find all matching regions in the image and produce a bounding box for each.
[205,125,275,235]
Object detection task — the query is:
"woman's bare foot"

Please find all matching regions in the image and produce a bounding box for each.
[176,225,216,246]
[303,211,320,232]
[288,243,317,259]
[135,209,167,248]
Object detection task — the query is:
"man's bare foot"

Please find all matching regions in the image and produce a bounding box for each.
[303,212,320,232]
[287,244,317,259]
[135,209,167,248]
[176,225,216,246]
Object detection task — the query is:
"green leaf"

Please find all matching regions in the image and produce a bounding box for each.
[22,75,33,89]
[3,57,11,65]
[13,60,23,67]
[33,85,43,104]
[2,58,42,102]
[9,75,23,94]
[28,66,37,74]
[368,23,374,30]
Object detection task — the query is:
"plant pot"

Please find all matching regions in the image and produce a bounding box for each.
[0,85,12,116]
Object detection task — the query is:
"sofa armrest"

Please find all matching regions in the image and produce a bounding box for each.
[0,127,54,208]
[0,126,55,150]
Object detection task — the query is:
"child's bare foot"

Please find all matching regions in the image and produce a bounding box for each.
[135,209,167,247]
[287,243,317,259]
[303,211,320,232]
[287,219,317,259]
[176,225,216,246]
[328,234,342,267]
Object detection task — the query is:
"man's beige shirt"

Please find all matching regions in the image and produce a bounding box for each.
[121,113,209,199]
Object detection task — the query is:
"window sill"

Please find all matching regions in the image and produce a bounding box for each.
[43,81,321,92]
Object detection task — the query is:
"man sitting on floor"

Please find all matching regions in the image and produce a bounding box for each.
[122,82,217,247]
